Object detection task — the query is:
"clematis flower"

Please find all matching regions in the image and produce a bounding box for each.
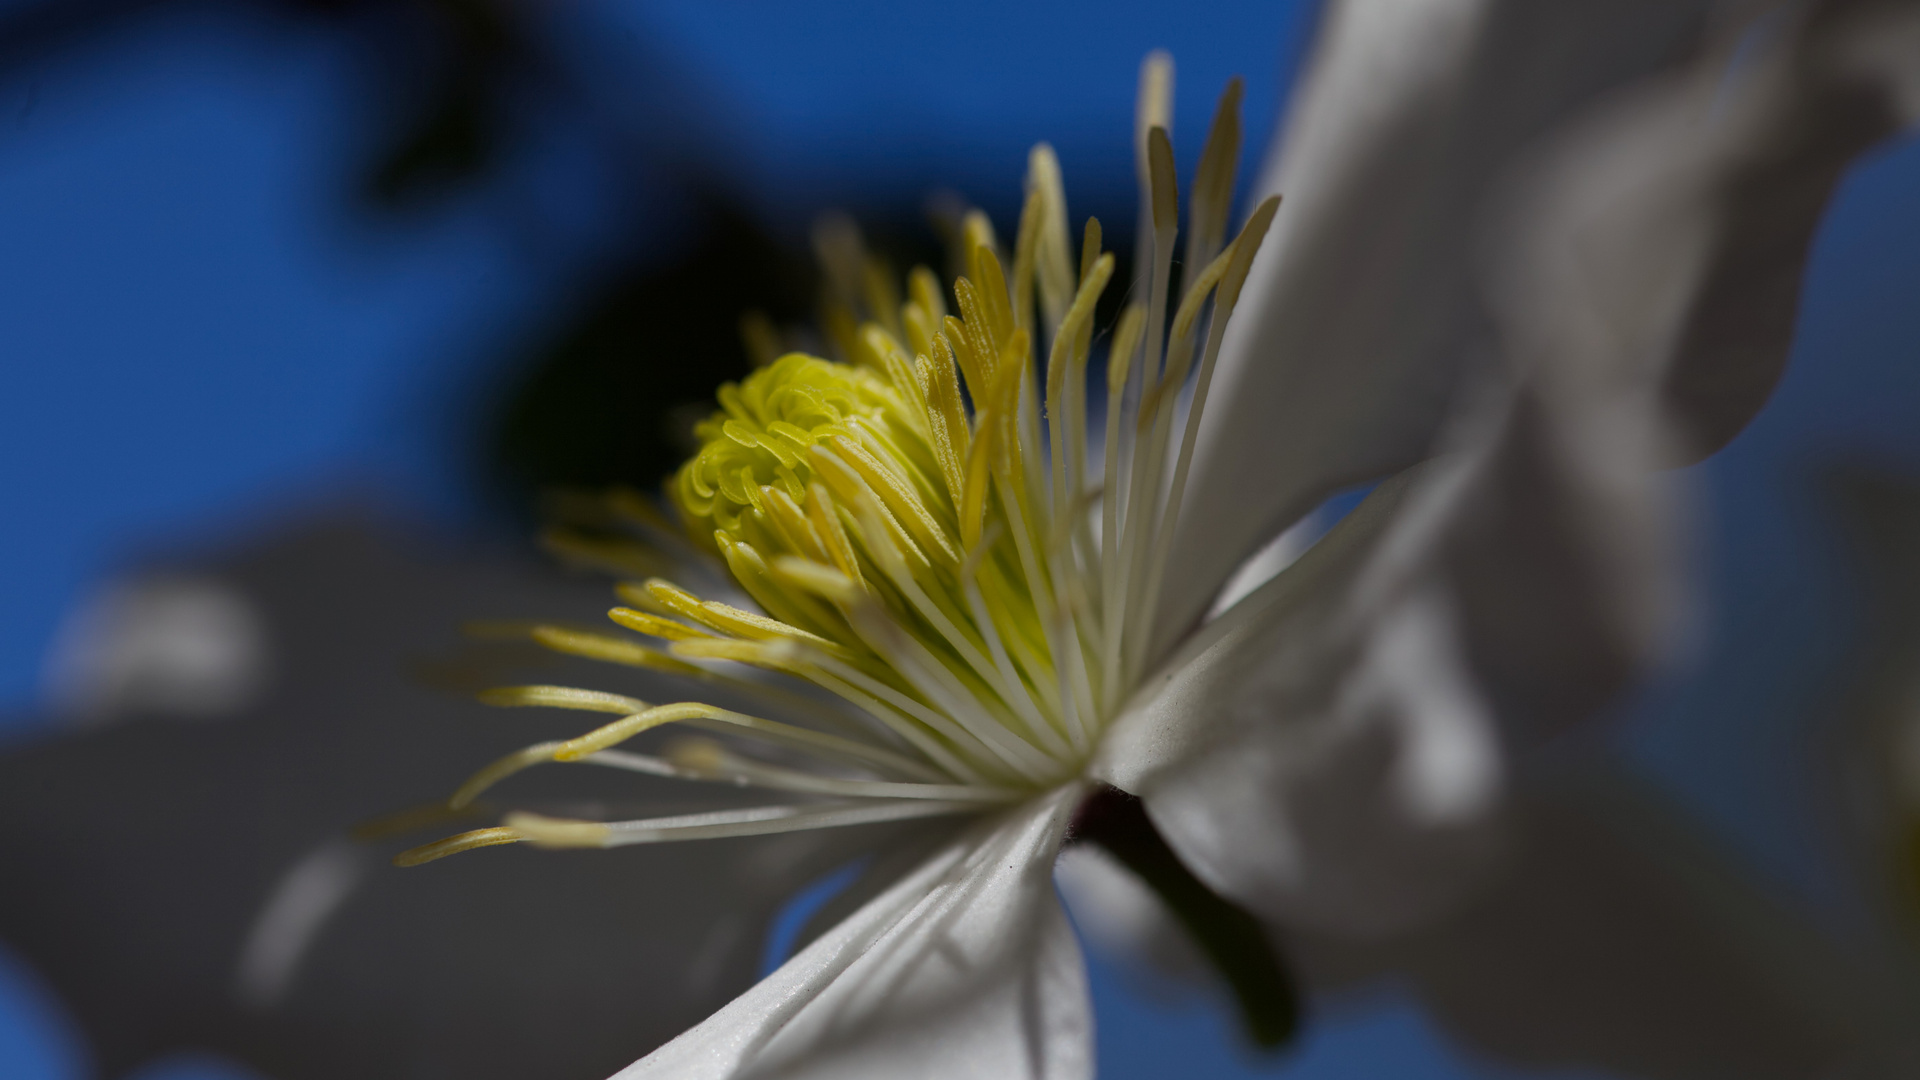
[404,56,1303,1074]
[388,37,1761,1074]
[6,4,1915,1079]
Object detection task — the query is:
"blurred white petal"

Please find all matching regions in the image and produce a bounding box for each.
[43,576,270,722]
[1486,0,1920,467]
[0,514,871,1080]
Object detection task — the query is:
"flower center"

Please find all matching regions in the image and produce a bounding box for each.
[671,303,1101,789]
[397,57,1279,865]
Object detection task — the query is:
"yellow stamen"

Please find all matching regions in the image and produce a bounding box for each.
[528,625,704,676]
[394,827,524,867]
[606,605,713,642]
[503,813,613,849]
[477,685,648,714]
[409,61,1284,869]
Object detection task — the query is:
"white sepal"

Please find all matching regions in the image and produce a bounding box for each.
[618,786,1090,1080]
[1140,582,1506,937]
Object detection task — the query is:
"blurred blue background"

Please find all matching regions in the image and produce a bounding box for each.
[0,0,1916,1077]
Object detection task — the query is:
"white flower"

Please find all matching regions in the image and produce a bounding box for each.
[391,60,1540,1079]
[396,3,1920,1077]
[408,59,1300,1077]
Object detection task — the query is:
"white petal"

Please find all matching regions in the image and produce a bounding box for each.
[1134,577,1508,937]
[1158,0,1738,634]
[620,787,1090,1080]
[1114,0,1920,941]
[1097,465,1425,793]
[1485,0,1920,466]
[1101,365,1672,937]
[1099,457,1516,935]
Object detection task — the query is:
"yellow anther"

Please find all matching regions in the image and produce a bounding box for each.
[698,596,847,655]
[823,435,957,564]
[966,242,1017,358]
[757,484,830,564]
[1108,305,1146,395]
[476,685,648,714]
[769,556,860,603]
[864,324,930,435]
[906,266,947,344]
[988,332,1032,480]
[920,338,972,507]
[1079,218,1104,286]
[606,606,712,642]
[502,813,612,849]
[1012,184,1045,334]
[671,637,806,671]
[945,293,994,401]
[961,210,1000,276]
[394,827,524,867]
[805,481,865,587]
[1142,244,1236,423]
[1170,245,1235,345]
[1147,126,1179,235]
[1186,77,1244,276]
[606,582,666,619]
[808,444,932,572]
[1052,255,1115,410]
[1026,144,1075,329]
[1218,195,1282,310]
[663,736,730,774]
[529,625,703,676]
[715,533,850,643]
[638,579,707,622]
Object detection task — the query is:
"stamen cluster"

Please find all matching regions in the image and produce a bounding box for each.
[400,58,1278,865]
